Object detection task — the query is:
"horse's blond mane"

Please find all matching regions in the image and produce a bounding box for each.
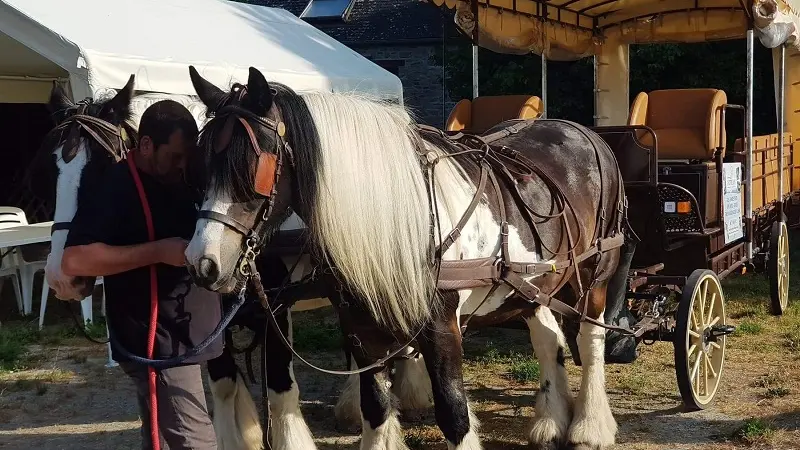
[298,90,440,335]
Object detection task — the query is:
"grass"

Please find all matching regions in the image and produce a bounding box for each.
[292,309,346,352]
[0,321,103,372]
[734,418,776,445]
[508,358,540,383]
[735,319,763,335]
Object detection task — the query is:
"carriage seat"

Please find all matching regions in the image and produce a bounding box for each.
[628,88,728,161]
[446,95,543,134]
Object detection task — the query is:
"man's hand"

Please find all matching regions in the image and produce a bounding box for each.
[157,237,189,267]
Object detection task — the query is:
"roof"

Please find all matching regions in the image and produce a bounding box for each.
[258,0,448,44]
[425,0,800,60]
[0,0,403,104]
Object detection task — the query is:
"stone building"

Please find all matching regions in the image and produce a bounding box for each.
[259,0,460,127]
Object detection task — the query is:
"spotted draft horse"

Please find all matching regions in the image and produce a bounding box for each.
[186,65,628,450]
[36,76,433,450]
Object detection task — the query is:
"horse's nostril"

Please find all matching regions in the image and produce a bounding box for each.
[198,257,219,283]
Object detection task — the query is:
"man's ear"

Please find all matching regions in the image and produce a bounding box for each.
[138,135,154,155]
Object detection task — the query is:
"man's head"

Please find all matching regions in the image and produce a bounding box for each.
[137,100,198,184]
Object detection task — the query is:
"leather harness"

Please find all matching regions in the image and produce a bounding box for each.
[415,122,645,337]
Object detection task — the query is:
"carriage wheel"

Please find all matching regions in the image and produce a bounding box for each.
[674,269,729,411]
[769,220,790,316]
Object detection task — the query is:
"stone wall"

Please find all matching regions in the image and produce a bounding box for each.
[354,44,453,128]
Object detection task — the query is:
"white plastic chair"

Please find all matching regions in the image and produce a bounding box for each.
[38,276,103,330]
[0,206,45,315]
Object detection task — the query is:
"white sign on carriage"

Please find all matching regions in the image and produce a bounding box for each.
[722,162,744,245]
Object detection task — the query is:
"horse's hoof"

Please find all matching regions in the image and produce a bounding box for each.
[333,417,361,434]
[567,443,598,450]
[529,440,560,450]
[399,408,431,423]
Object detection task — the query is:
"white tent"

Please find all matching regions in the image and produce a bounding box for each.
[0,0,403,105]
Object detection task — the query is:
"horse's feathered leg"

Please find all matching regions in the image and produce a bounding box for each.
[391,348,434,420]
[335,347,433,430]
[524,305,574,450]
[207,347,263,450]
[334,366,362,431]
[358,366,408,450]
[567,282,617,449]
[264,309,317,450]
[418,293,482,450]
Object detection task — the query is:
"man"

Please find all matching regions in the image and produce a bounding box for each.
[62,99,220,449]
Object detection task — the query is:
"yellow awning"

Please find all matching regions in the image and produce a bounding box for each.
[426,0,800,60]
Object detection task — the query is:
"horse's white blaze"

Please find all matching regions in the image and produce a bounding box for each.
[568,317,617,447]
[44,141,91,301]
[360,410,408,450]
[186,187,231,272]
[525,308,573,445]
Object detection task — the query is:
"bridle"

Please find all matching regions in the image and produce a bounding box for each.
[48,99,134,236]
[195,84,293,293]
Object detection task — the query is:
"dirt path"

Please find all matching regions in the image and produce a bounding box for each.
[2,265,800,449]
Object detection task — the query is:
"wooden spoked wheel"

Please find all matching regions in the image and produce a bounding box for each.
[769,221,790,316]
[674,269,728,411]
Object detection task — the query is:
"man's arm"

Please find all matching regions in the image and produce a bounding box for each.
[62,238,188,277]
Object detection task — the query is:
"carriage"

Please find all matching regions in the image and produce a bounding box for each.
[424,0,800,410]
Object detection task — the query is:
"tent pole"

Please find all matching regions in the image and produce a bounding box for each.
[778,43,786,221]
[471,0,479,99]
[541,53,548,118]
[472,45,479,99]
[746,28,755,261]
[593,55,598,126]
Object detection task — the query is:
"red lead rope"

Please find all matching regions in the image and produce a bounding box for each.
[126,156,161,450]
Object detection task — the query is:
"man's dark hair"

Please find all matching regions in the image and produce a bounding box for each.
[139,99,198,148]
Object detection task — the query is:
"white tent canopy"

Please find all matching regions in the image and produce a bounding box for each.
[0,0,403,104]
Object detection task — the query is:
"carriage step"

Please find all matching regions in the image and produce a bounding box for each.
[708,325,736,340]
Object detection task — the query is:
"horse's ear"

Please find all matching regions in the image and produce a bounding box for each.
[243,66,273,116]
[101,74,135,123]
[189,66,227,112]
[47,82,74,124]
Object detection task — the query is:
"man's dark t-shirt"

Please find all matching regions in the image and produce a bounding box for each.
[66,162,222,363]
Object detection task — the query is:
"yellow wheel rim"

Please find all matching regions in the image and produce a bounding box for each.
[778,222,790,311]
[686,274,726,405]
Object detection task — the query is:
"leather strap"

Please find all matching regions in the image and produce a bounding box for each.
[197,210,252,236]
[502,270,646,337]
[437,161,489,257]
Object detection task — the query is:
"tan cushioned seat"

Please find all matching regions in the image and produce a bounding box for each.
[446,95,543,134]
[628,88,727,160]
